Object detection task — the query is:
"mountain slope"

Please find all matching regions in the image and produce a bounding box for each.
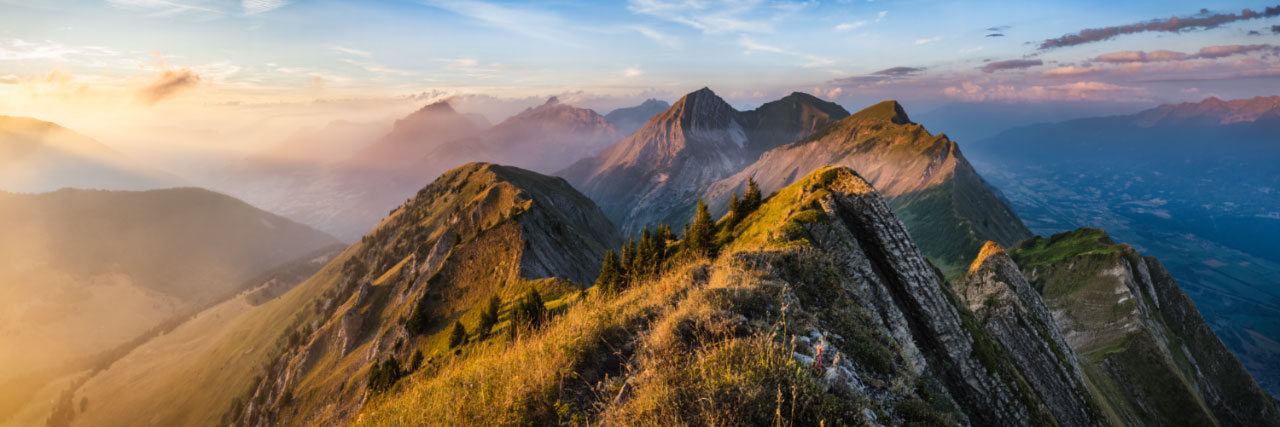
[0,116,179,192]
[0,187,337,425]
[68,163,620,427]
[702,100,1031,272]
[1010,228,1280,426]
[341,101,483,172]
[559,88,848,234]
[604,98,670,136]
[968,95,1280,394]
[358,166,1107,426]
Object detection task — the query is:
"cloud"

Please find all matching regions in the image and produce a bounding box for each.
[1040,6,1280,49]
[874,66,925,76]
[986,33,1005,37]
[834,21,867,32]
[812,86,843,99]
[941,80,1147,102]
[1043,65,1102,77]
[876,11,887,22]
[980,59,1043,73]
[1091,44,1274,63]
[138,67,201,104]
[1274,25,1280,33]
[631,26,680,48]
[0,74,17,84]
[739,36,832,67]
[107,0,224,18]
[626,0,807,34]
[423,0,573,42]
[242,0,288,15]
[624,67,644,77]
[915,36,941,45]
[331,46,372,57]
[828,66,924,86]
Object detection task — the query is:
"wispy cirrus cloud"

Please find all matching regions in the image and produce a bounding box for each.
[980,59,1043,73]
[627,0,809,34]
[1040,6,1280,49]
[827,66,925,86]
[241,0,288,15]
[738,35,831,67]
[631,25,681,48]
[422,0,574,43]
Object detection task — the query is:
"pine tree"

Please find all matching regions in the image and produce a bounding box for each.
[448,320,467,348]
[596,250,622,292]
[478,295,501,336]
[742,176,763,214]
[685,199,716,257]
[620,237,636,277]
[729,192,741,222]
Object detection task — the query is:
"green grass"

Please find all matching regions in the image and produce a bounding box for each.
[1011,228,1123,270]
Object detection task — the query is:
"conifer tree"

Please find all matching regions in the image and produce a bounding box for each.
[685,199,716,256]
[448,320,467,348]
[729,192,741,222]
[742,176,763,214]
[596,249,623,292]
[478,295,500,336]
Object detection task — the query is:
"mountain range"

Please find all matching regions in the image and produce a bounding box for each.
[966,95,1280,395]
[5,90,1277,427]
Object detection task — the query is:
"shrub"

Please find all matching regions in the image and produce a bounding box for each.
[449,321,467,348]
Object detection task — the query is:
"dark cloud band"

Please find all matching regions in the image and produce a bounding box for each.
[1040,6,1280,49]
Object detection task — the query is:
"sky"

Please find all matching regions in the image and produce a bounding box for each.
[1,0,1278,154]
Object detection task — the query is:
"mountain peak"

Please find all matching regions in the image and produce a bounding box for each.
[416,100,457,114]
[544,96,561,106]
[852,100,912,124]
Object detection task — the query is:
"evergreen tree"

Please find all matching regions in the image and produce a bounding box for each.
[620,237,636,277]
[448,320,467,348]
[478,295,501,336]
[595,249,623,292]
[685,199,716,256]
[729,193,741,222]
[509,289,547,339]
[742,176,763,214]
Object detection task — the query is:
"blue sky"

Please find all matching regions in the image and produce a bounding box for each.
[1,0,1278,147]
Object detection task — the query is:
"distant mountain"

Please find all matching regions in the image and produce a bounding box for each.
[341,101,484,172]
[604,98,669,136]
[0,116,180,192]
[411,96,619,177]
[559,88,848,234]
[692,100,1028,271]
[966,95,1280,394]
[70,163,620,427]
[0,187,337,424]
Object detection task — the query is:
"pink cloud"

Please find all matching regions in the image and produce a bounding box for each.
[941,80,1147,102]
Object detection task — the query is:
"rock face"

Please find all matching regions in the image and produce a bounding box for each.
[702,100,1031,272]
[1011,229,1280,426]
[559,88,848,234]
[230,162,621,426]
[951,242,1103,427]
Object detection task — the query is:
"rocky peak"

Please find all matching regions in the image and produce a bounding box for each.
[666,87,741,132]
[544,95,561,105]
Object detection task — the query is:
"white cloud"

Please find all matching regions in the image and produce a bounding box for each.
[834,21,867,32]
[632,26,680,49]
[242,0,288,15]
[627,0,808,34]
[915,36,941,45]
[739,35,832,67]
[624,67,644,77]
[330,46,372,57]
[876,10,887,22]
[107,0,224,18]
[422,0,573,43]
